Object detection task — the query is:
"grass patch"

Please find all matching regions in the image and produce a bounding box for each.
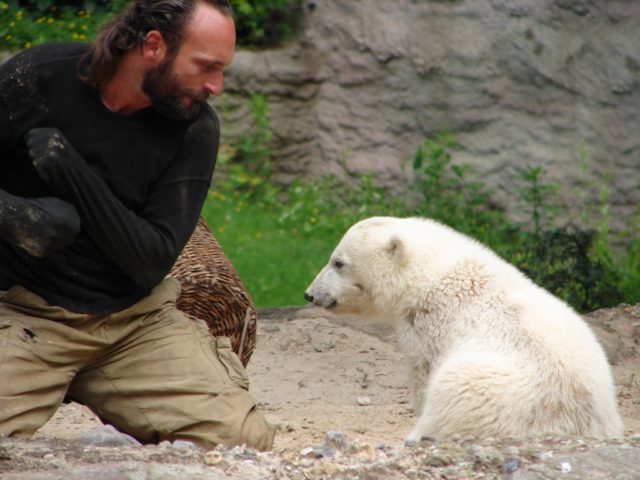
[202,192,336,308]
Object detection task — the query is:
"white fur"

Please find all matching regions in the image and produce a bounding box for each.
[305,216,623,442]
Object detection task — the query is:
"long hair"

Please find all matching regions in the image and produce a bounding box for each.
[79,0,234,87]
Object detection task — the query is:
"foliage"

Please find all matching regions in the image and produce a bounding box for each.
[512,227,624,313]
[0,0,302,51]
[230,0,302,48]
[409,130,512,246]
[515,165,558,235]
[0,0,125,50]
[217,94,274,200]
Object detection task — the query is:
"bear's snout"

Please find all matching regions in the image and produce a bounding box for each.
[304,292,314,303]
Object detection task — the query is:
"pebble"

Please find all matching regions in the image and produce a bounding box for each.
[204,450,223,465]
[501,458,521,474]
[170,439,199,451]
[532,450,554,461]
[357,396,371,406]
[557,461,572,473]
[78,425,142,447]
[324,431,347,450]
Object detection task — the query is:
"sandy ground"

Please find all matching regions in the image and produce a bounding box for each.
[34,306,640,453]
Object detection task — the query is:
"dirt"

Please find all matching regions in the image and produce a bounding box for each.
[33,305,640,451]
[0,303,634,479]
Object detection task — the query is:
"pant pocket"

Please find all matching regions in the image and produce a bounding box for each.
[214,337,250,391]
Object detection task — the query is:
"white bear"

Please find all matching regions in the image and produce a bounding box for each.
[304,216,623,443]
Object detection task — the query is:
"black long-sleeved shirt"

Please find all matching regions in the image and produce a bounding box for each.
[0,43,219,314]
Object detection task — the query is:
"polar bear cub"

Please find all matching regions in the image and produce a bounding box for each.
[304,216,622,442]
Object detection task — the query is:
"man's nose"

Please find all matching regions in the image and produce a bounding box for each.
[204,73,223,96]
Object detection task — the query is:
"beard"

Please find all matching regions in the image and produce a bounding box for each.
[142,57,207,121]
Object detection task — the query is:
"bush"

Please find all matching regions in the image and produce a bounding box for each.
[0,0,302,51]
[231,0,302,48]
[0,0,125,50]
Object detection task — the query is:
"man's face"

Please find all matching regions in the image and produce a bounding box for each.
[142,55,204,120]
[143,4,236,120]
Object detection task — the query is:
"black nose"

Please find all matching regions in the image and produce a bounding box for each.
[304,292,314,303]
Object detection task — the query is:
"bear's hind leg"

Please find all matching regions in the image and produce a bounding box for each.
[404,356,527,444]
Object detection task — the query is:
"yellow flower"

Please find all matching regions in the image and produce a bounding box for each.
[23,41,31,48]
[0,2,9,10]
[47,18,54,24]
[4,34,12,40]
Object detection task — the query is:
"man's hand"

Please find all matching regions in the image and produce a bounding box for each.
[26,128,84,185]
[0,194,81,257]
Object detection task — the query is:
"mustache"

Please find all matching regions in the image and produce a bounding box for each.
[182,89,209,103]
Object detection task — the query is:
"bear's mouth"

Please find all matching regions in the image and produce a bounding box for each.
[325,300,338,309]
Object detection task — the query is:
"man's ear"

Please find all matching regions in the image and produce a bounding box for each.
[385,235,407,266]
[142,30,167,64]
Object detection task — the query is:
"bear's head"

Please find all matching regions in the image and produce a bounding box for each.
[304,216,423,319]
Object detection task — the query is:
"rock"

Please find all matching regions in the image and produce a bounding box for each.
[219,0,640,233]
[77,425,141,447]
[324,431,348,451]
[204,450,223,465]
[513,445,640,480]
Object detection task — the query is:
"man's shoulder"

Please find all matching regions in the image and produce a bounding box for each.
[181,103,220,142]
[197,102,220,130]
[5,43,87,71]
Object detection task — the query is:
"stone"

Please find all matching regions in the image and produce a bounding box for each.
[218,0,640,233]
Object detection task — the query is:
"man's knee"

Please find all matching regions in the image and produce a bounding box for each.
[164,387,276,451]
[238,407,276,451]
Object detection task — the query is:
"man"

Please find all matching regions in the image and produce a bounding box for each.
[0,0,275,450]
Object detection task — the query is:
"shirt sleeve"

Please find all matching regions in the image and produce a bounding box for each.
[37,112,219,289]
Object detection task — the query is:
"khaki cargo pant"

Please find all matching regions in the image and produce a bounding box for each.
[0,278,275,450]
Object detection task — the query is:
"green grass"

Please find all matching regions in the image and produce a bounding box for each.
[201,191,338,308]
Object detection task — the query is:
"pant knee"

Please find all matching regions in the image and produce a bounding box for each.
[238,408,276,451]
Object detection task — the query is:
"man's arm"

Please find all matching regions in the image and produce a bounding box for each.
[25,125,216,289]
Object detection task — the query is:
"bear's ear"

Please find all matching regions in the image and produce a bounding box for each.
[385,235,406,265]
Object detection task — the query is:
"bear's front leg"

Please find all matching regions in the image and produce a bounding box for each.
[404,356,430,413]
[403,402,437,447]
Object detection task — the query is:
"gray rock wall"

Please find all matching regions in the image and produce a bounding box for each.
[218,0,640,231]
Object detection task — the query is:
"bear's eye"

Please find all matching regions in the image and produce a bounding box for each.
[333,259,345,270]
